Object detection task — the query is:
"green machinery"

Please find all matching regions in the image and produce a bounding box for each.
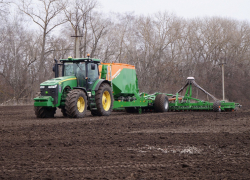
[34,56,169,118]
[166,77,241,112]
[34,56,240,118]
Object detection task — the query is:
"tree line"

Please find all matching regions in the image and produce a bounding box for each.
[0,0,249,107]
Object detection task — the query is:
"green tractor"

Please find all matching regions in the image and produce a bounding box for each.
[34,56,169,118]
[34,56,114,118]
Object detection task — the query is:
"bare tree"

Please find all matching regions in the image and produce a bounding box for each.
[0,12,42,103]
[63,0,97,57]
[15,0,67,79]
[0,0,10,17]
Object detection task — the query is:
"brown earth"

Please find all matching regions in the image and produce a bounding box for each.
[0,105,250,179]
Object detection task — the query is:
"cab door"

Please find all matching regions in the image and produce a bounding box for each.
[75,63,86,88]
[87,63,99,90]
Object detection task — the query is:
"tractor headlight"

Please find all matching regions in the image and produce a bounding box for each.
[48,85,57,88]
[40,86,45,89]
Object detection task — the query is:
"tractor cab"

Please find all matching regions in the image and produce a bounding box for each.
[53,56,100,91]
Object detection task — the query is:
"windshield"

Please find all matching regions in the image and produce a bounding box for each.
[64,62,86,76]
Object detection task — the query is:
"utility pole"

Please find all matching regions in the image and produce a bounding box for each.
[219,58,226,101]
[71,25,83,58]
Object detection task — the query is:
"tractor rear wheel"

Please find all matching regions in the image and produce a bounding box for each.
[95,83,113,116]
[34,106,56,118]
[154,94,169,112]
[65,89,87,118]
[213,101,221,112]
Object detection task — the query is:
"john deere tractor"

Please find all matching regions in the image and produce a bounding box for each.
[34,56,114,118]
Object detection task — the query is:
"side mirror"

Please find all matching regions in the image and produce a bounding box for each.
[91,64,95,70]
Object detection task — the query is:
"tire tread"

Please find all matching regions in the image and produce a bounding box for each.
[34,106,56,118]
[154,94,169,112]
[65,89,87,118]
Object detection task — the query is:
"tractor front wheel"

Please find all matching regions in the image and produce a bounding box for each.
[154,94,169,112]
[65,89,87,118]
[95,83,113,116]
[34,106,56,118]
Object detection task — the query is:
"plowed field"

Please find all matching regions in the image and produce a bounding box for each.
[0,106,250,179]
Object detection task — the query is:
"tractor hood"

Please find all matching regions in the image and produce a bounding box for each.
[40,76,77,86]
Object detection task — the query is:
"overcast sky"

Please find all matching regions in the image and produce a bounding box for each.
[99,0,250,22]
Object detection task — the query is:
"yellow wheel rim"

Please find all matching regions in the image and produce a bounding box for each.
[77,96,85,113]
[102,91,111,111]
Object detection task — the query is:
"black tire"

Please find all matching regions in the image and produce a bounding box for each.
[91,110,100,116]
[95,83,113,116]
[125,107,138,113]
[213,101,221,112]
[154,94,169,112]
[61,107,67,117]
[34,106,56,118]
[65,89,87,118]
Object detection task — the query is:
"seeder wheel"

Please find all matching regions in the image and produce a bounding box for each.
[154,94,169,112]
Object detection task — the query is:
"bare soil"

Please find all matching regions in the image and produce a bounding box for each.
[0,106,250,179]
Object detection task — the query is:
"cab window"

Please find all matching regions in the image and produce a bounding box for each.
[87,64,98,82]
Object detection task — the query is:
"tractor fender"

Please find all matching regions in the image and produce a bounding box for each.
[94,80,111,91]
[73,87,88,98]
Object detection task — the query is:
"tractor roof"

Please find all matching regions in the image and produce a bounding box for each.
[60,57,100,63]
